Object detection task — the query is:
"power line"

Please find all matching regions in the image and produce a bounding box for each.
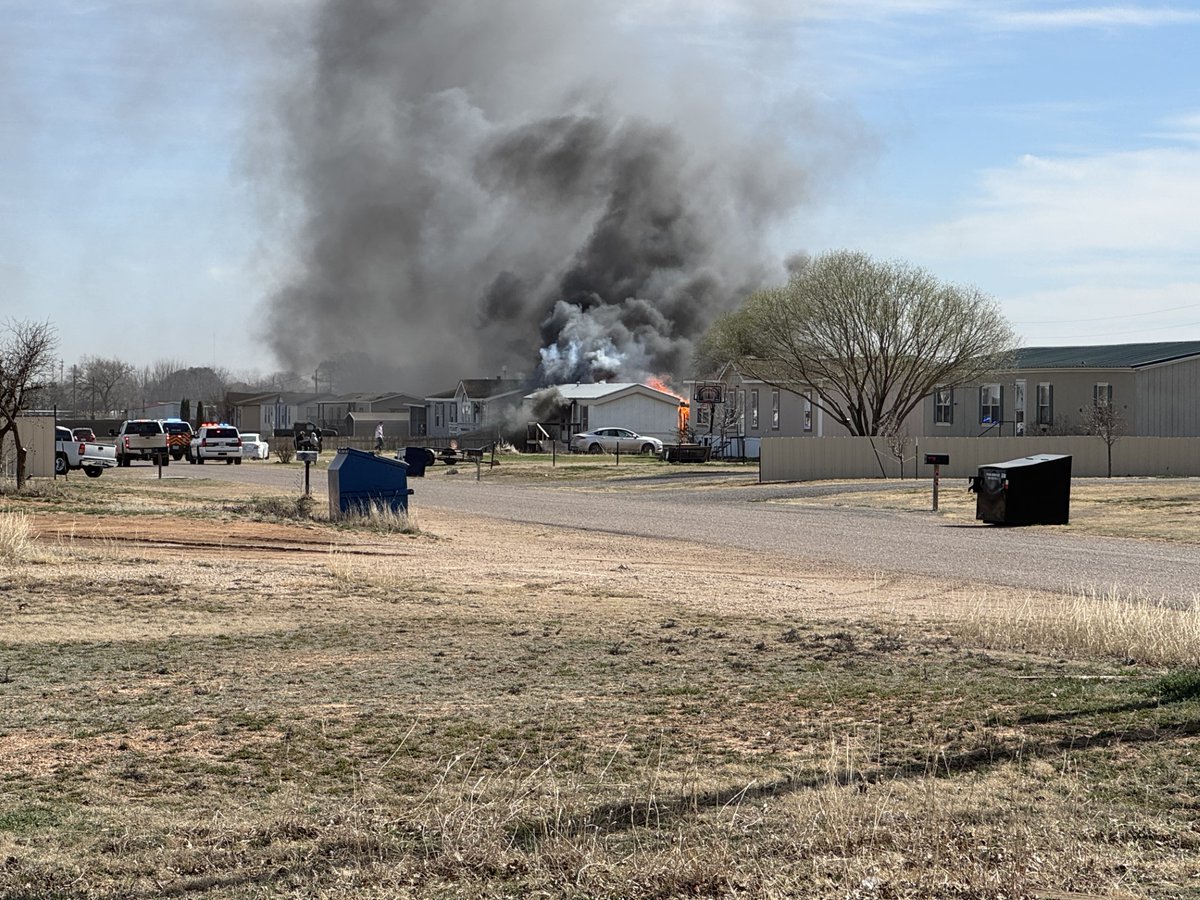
[1027,319,1200,341]
[1014,301,1200,325]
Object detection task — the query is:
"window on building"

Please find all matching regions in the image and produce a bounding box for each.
[979,384,1002,425]
[1014,380,1026,434]
[1093,382,1113,406]
[771,390,780,430]
[449,403,457,423]
[697,404,712,428]
[802,392,813,432]
[934,387,953,425]
[750,390,759,430]
[737,389,746,433]
[434,404,443,428]
[1037,382,1054,426]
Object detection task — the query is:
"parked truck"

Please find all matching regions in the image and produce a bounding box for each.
[55,426,117,478]
[112,419,170,467]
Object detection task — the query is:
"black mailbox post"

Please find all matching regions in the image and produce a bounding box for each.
[968,453,1072,525]
[924,452,949,511]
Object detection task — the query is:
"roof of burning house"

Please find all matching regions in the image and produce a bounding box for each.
[531,382,680,404]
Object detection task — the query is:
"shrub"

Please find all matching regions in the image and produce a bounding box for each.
[1152,669,1200,703]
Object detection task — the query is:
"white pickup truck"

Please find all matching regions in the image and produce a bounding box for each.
[55,426,118,478]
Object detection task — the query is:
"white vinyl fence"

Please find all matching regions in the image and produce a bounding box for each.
[761,436,1200,482]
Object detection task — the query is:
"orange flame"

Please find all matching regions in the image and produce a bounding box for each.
[646,375,684,400]
[677,401,691,442]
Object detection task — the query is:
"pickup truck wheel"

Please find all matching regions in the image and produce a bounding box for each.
[55,453,69,476]
[197,457,205,465]
[160,455,169,467]
[234,458,242,465]
[225,458,233,465]
[83,467,102,478]
[171,450,183,460]
[117,454,128,468]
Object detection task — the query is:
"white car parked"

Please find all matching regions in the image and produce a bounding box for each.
[239,432,270,460]
[569,427,664,456]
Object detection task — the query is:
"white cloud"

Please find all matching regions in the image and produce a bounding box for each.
[1151,111,1200,144]
[983,5,1200,30]
[912,144,1200,261]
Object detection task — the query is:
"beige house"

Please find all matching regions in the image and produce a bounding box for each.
[923,342,1200,438]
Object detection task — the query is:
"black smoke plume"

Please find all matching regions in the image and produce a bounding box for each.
[259,1,849,393]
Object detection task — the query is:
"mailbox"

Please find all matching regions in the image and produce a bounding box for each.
[924,453,950,466]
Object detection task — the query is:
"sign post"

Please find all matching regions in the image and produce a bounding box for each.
[924,453,950,511]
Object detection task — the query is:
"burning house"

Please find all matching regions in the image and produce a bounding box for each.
[524,382,685,449]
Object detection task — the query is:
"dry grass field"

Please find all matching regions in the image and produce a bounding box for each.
[1,470,1199,898]
[773,477,1200,545]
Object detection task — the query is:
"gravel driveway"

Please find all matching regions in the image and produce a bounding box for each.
[118,461,1200,605]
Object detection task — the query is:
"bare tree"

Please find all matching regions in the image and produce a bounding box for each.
[698,250,1018,436]
[149,358,188,387]
[0,319,59,487]
[1082,400,1126,478]
[81,355,136,416]
[878,411,912,479]
[152,367,228,408]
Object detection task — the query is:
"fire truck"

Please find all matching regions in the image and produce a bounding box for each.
[163,418,194,461]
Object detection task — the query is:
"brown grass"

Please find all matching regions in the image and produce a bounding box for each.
[1,477,1198,897]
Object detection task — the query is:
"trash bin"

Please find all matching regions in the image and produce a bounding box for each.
[397,446,436,477]
[968,453,1071,525]
[328,447,413,519]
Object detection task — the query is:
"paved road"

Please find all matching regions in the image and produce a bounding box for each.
[117,461,1199,605]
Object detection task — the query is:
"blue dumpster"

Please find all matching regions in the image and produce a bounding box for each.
[328,447,413,519]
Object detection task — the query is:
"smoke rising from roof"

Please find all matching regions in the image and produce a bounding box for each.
[260,1,851,392]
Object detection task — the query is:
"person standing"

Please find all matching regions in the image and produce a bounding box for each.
[374,421,384,453]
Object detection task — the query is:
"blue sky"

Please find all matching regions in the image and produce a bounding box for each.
[3,1,1199,376]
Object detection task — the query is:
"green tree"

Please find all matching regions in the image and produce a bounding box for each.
[180,398,191,423]
[698,250,1018,436]
[196,401,205,425]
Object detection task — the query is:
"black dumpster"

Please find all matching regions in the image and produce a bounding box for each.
[397,446,436,477]
[968,453,1071,525]
[328,447,413,519]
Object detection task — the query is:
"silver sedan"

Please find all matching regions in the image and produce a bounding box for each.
[570,427,663,456]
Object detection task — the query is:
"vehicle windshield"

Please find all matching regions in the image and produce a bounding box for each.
[206,428,238,438]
